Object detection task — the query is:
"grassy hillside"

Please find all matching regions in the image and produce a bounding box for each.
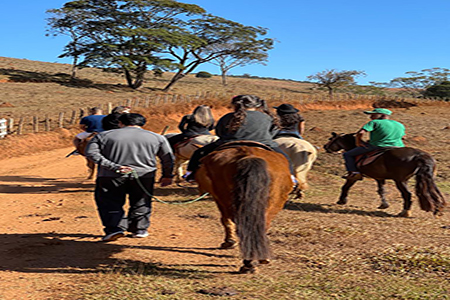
[0,56,315,119]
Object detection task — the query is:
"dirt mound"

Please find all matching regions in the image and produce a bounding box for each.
[372,99,417,108]
[0,102,14,107]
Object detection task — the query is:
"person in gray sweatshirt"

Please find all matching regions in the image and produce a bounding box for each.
[86,113,174,242]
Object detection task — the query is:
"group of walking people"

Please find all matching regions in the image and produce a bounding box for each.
[78,94,405,242]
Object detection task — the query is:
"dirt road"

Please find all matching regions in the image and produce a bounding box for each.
[0,148,234,299]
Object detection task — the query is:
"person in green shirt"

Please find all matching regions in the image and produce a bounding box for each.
[343,108,405,180]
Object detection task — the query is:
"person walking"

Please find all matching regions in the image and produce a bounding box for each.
[86,113,174,242]
[73,107,106,149]
[343,108,405,180]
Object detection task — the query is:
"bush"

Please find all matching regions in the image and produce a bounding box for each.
[424,81,450,98]
[195,71,212,78]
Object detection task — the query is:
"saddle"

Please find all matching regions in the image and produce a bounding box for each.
[355,147,396,168]
[173,136,198,150]
[215,140,274,152]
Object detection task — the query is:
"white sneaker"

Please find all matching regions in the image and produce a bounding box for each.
[101,231,125,242]
[131,230,149,238]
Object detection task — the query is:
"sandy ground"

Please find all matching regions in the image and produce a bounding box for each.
[0,147,237,299]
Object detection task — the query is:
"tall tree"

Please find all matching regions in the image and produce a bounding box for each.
[160,15,274,91]
[47,0,205,89]
[307,69,366,97]
[46,5,88,79]
[207,31,273,86]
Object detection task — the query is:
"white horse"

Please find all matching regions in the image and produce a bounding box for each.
[166,134,219,182]
[275,137,317,198]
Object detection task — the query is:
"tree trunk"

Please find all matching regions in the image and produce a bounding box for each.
[70,56,78,80]
[327,86,334,98]
[163,71,185,92]
[221,69,228,86]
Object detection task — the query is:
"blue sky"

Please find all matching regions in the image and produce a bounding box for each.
[1,0,449,85]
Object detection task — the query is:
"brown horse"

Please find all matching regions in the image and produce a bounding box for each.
[76,134,97,179]
[195,142,293,273]
[324,132,446,217]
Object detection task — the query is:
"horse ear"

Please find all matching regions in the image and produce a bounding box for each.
[332,132,337,137]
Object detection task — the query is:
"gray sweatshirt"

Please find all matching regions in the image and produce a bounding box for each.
[85,126,174,178]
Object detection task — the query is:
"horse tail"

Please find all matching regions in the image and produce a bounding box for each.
[415,153,446,215]
[234,156,271,261]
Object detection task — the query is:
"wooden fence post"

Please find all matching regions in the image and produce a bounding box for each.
[126,99,132,107]
[70,110,77,125]
[33,116,39,133]
[58,112,64,128]
[17,117,24,135]
[8,118,14,133]
[45,115,50,131]
[107,102,113,114]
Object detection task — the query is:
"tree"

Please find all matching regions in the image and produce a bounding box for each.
[307,69,366,97]
[46,5,88,79]
[160,15,274,91]
[207,31,273,86]
[387,68,450,98]
[47,0,205,89]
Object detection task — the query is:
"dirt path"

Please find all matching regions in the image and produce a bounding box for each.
[0,148,236,299]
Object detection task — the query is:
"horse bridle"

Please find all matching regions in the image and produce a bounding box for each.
[324,134,345,153]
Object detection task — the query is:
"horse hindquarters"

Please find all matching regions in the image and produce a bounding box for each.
[234,156,271,261]
[415,153,446,215]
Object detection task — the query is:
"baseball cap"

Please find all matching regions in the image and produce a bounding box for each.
[364,108,392,115]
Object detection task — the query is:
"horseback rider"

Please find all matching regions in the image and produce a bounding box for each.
[343,108,405,180]
[102,106,131,131]
[166,105,215,151]
[73,107,106,149]
[273,103,305,139]
[184,95,296,183]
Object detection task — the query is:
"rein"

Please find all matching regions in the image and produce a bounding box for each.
[130,170,209,205]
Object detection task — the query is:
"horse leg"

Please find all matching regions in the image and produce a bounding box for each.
[174,158,183,183]
[376,179,389,209]
[87,159,95,179]
[337,179,358,205]
[220,216,237,249]
[239,259,257,274]
[395,180,412,217]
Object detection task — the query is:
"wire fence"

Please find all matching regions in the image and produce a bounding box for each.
[0,92,446,137]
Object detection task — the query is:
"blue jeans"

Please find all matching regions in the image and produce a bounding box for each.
[343,144,380,172]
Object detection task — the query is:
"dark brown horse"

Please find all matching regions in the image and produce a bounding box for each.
[324,132,446,217]
[195,142,292,273]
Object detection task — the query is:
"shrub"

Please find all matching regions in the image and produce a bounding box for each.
[195,71,212,78]
[424,81,450,98]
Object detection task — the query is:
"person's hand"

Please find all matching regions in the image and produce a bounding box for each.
[160,177,173,187]
[117,166,133,174]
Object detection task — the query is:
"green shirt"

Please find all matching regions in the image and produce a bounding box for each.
[362,119,405,147]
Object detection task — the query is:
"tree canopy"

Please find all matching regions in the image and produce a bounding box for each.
[46,0,274,90]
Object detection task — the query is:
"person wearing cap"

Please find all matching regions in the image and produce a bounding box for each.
[273,104,305,139]
[343,108,405,180]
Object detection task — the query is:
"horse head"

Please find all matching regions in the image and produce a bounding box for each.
[323,132,356,153]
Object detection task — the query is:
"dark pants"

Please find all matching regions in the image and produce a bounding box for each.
[95,176,155,235]
[343,144,381,172]
[187,140,295,175]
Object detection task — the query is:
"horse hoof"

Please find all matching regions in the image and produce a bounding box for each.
[378,203,389,209]
[220,240,237,249]
[238,265,257,274]
[397,210,411,218]
[337,200,347,205]
[258,259,270,265]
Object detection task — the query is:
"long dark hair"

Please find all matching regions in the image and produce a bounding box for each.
[227,95,279,133]
[279,113,302,129]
